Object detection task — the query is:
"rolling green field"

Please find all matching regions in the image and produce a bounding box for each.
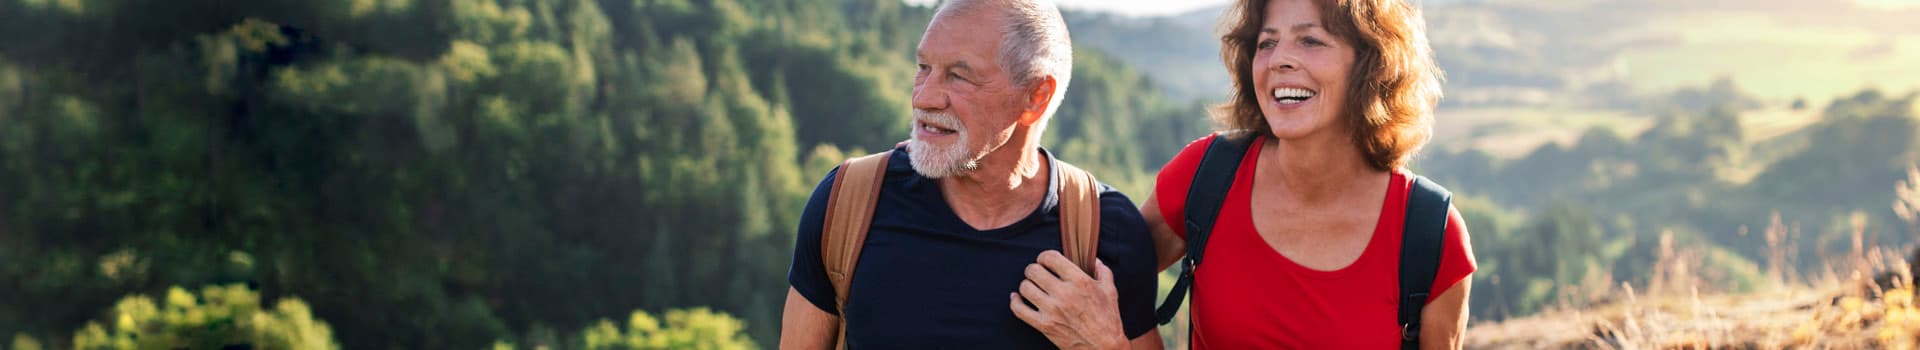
[1614,13,1920,103]
[1431,107,1652,158]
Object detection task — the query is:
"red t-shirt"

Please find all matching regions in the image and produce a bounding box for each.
[1156,134,1476,349]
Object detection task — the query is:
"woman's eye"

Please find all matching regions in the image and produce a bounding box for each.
[1257,39,1278,50]
[1301,37,1327,47]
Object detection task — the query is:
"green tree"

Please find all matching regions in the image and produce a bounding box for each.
[575,308,756,350]
[0,0,1226,347]
[70,284,337,350]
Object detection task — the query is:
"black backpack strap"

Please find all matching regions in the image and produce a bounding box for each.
[1155,131,1255,325]
[1399,175,1452,349]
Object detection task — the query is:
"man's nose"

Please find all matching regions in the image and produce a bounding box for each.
[912,83,946,111]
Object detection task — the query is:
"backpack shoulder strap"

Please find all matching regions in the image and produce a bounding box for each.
[1399,174,1452,349]
[1053,161,1102,276]
[821,150,891,349]
[1155,131,1256,325]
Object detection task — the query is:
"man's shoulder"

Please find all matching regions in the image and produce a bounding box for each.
[1086,186,1148,235]
[1047,159,1144,221]
[1093,184,1140,212]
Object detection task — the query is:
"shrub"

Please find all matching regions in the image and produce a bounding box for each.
[70,284,337,350]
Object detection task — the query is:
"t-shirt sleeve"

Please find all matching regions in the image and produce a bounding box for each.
[1427,206,1478,303]
[1095,187,1161,339]
[787,167,841,315]
[1153,134,1219,240]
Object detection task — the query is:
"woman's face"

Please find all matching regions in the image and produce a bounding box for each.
[1251,0,1357,141]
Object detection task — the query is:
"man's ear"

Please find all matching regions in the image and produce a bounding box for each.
[1018,75,1057,127]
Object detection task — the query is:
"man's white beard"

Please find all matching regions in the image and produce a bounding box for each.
[908,110,979,179]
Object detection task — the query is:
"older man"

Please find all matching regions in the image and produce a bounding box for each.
[778,0,1162,349]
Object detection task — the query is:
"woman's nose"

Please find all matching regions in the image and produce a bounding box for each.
[1272,56,1298,72]
[1266,54,1298,73]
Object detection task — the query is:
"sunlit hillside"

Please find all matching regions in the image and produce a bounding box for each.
[1467,236,1918,349]
[1468,284,1920,349]
[3,0,1916,348]
[1097,0,1920,105]
[1072,0,1920,158]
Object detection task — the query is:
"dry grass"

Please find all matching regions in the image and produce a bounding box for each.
[1468,283,1918,349]
[1467,219,1920,350]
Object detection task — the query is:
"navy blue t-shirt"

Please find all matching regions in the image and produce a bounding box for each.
[788,148,1158,349]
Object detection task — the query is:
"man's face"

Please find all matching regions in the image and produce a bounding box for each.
[908,9,1031,179]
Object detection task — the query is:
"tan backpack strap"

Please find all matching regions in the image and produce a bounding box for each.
[1054,161,1102,276]
[821,150,890,350]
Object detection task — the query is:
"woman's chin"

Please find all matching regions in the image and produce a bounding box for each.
[1260,119,1316,139]
[1261,108,1343,138]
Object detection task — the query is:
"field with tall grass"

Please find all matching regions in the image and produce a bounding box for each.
[1468,222,1919,349]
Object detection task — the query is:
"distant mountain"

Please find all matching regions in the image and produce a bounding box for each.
[1065,1,1636,108]
[1061,10,1230,102]
[1067,1,1920,109]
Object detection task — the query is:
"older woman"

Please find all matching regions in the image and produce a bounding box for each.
[1009,0,1474,348]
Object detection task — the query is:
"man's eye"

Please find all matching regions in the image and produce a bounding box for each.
[949,73,968,83]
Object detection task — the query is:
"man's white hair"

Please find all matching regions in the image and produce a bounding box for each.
[936,0,1073,124]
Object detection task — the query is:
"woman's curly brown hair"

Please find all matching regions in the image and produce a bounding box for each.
[1214,0,1443,171]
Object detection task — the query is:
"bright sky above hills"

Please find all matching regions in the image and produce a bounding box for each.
[904,0,1920,16]
[901,0,1233,17]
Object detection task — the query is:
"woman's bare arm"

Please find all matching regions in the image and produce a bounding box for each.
[1420,207,1476,350]
[1140,192,1186,272]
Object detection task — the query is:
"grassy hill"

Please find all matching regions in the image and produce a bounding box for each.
[1468,285,1919,349]
[1467,243,1918,349]
[1077,0,1920,105]
[1067,0,1920,158]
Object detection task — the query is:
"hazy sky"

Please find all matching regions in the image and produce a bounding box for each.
[903,0,1920,16]
[902,0,1234,17]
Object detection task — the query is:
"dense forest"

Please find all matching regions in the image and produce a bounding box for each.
[3,0,1916,348]
[0,0,1205,348]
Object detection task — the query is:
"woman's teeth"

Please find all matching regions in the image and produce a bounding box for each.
[1273,87,1315,104]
